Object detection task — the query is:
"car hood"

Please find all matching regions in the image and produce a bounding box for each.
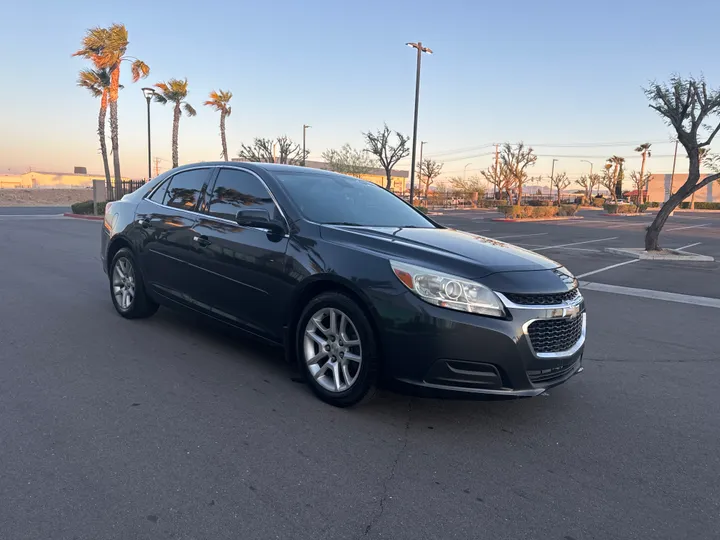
[320,225,562,280]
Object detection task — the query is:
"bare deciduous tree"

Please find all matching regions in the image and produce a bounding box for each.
[630,170,652,210]
[643,75,720,250]
[363,124,410,190]
[576,173,601,201]
[238,136,308,165]
[500,142,537,205]
[322,144,375,177]
[601,163,618,201]
[550,172,571,204]
[448,175,485,200]
[480,163,509,200]
[418,158,443,199]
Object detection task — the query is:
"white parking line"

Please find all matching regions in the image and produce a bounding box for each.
[0,214,65,219]
[580,282,720,309]
[604,222,653,229]
[676,242,702,251]
[532,237,618,251]
[666,223,710,231]
[576,260,639,278]
[493,232,549,240]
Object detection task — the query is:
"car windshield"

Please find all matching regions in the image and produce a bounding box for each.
[273,170,436,228]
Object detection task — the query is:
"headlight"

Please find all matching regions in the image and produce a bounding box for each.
[390,261,506,318]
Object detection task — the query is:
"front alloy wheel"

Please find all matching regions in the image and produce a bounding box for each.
[304,307,362,393]
[297,292,378,407]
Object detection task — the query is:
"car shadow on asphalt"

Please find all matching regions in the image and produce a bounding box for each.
[147,306,585,427]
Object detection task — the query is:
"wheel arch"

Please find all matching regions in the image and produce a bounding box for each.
[105,235,133,273]
[285,275,384,365]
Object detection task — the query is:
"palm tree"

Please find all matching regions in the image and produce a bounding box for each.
[634,143,652,205]
[74,24,150,199]
[77,68,113,199]
[154,79,197,168]
[204,90,233,161]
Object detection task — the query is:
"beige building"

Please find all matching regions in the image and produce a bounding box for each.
[0,169,130,189]
[647,173,720,203]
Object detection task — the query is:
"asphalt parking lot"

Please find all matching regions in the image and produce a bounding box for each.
[1,209,719,540]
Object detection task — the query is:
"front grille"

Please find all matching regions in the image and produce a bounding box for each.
[504,288,580,306]
[527,315,583,354]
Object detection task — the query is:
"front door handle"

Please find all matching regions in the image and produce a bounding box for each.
[193,235,212,247]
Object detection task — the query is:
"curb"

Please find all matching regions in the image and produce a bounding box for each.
[605,247,714,262]
[602,213,647,217]
[63,213,104,221]
[491,216,584,223]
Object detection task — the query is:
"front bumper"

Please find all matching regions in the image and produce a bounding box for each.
[374,290,585,397]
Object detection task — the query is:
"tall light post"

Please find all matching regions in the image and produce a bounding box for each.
[142,88,156,179]
[406,41,433,206]
[302,124,311,166]
[464,162,473,180]
[417,141,427,198]
[580,159,594,196]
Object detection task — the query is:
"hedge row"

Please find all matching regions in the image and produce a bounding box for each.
[497,205,579,219]
[70,200,107,215]
[678,201,720,210]
[604,203,637,214]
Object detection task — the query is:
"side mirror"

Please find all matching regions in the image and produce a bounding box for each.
[235,208,285,235]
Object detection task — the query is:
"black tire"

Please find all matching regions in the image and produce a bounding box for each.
[296,292,379,407]
[109,247,159,319]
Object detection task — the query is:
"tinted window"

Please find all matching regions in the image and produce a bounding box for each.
[273,171,435,228]
[148,177,169,204]
[164,169,209,210]
[206,168,278,221]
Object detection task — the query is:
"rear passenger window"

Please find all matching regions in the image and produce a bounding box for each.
[164,169,210,211]
[206,168,279,221]
[148,178,169,204]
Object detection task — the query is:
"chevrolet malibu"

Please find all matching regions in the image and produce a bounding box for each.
[101,163,585,407]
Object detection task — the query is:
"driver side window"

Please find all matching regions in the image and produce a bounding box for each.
[205,168,279,222]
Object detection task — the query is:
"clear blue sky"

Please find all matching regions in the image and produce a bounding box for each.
[1,0,719,180]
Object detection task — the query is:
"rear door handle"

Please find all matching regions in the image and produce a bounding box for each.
[193,235,212,247]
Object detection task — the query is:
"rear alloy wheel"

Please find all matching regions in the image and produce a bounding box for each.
[298,293,378,407]
[109,248,158,319]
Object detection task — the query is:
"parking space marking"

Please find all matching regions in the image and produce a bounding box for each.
[532,237,618,251]
[576,260,639,278]
[515,243,602,252]
[604,222,653,229]
[0,214,65,219]
[676,242,702,251]
[666,223,710,232]
[580,281,720,309]
[493,232,549,240]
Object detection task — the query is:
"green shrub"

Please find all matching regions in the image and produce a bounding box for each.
[648,201,660,208]
[604,202,636,214]
[527,199,552,207]
[558,204,579,217]
[476,199,497,209]
[498,205,560,219]
[638,203,649,212]
[70,200,107,215]
[592,197,606,208]
[416,206,428,214]
[679,201,720,210]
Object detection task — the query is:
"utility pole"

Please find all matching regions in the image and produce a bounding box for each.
[302,124,311,166]
[406,41,433,206]
[153,157,162,177]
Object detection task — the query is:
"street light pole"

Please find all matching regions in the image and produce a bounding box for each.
[302,124,311,166]
[406,41,432,206]
[464,162,473,180]
[142,88,155,180]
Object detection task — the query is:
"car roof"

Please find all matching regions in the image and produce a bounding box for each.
[171,162,326,175]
